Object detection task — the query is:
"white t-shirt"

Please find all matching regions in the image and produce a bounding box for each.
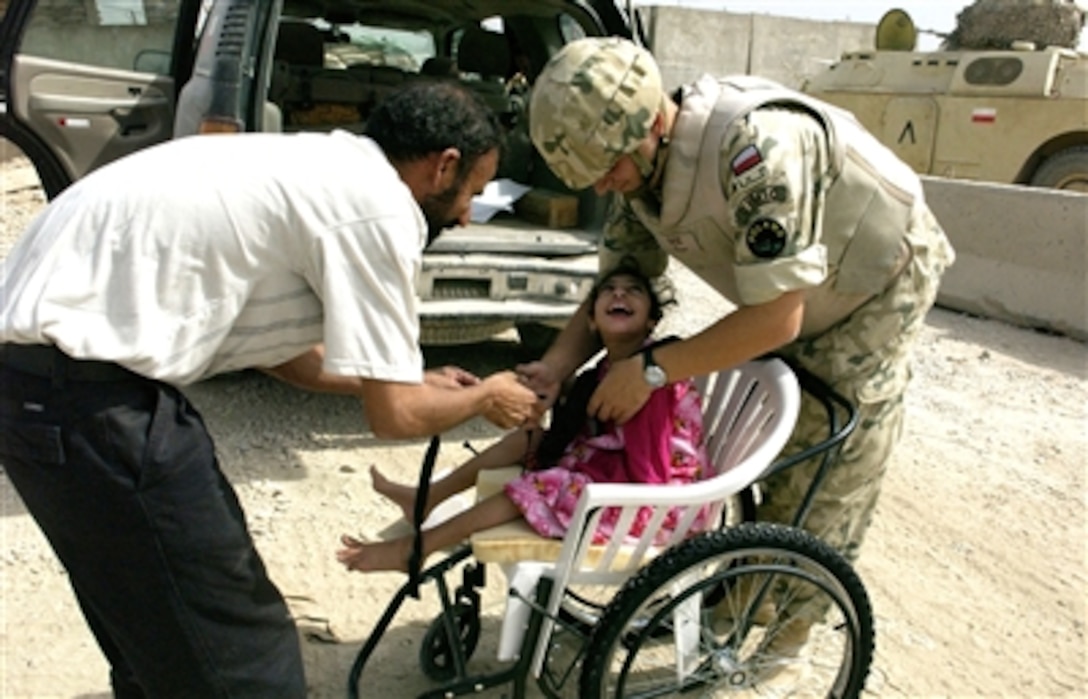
[0,130,426,385]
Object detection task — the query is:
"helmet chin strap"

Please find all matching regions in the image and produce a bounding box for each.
[630,149,655,179]
[627,134,670,198]
[636,99,672,191]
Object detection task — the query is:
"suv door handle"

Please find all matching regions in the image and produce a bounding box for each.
[29,94,168,113]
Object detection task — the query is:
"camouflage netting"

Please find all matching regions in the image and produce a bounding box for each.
[943,0,1086,50]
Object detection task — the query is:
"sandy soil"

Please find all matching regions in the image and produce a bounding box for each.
[1,153,1085,698]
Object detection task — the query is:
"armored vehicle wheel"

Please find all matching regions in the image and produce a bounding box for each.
[1030,146,1088,193]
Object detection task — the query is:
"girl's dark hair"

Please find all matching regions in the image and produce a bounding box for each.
[589,256,675,323]
[365,81,505,179]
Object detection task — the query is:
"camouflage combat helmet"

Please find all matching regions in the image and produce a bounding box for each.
[529,37,664,190]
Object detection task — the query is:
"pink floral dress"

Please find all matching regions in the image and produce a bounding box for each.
[504,355,709,544]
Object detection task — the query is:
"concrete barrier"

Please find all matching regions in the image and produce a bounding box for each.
[922,176,1087,340]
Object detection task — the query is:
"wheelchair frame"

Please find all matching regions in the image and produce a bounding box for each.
[346,357,874,698]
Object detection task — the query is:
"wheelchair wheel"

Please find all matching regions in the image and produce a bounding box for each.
[418,600,481,682]
[579,522,873,698]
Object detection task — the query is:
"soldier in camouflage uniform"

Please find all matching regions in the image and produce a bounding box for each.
[521,37,955,654]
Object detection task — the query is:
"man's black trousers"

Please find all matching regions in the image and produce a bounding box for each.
[0,349,305,698]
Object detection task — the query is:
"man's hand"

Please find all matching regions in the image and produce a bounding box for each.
[480,371,542,429]
[425,365,480,389]
[588,354,652,424]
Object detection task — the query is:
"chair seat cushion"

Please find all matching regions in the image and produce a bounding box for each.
[469,468,661,569]
[470,467,566,563]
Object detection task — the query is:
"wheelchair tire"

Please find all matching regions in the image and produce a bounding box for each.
[578,522,874,698]
[418,600,481,682]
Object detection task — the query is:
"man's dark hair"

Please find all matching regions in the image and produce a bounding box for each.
[365,81,504,177]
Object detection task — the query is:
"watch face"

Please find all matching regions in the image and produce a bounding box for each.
[644,364,667,388]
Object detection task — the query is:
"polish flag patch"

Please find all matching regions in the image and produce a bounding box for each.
[971,108,997,124]
[731,145,763,175]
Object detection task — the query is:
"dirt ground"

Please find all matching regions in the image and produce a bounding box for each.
[1,153,1085,698]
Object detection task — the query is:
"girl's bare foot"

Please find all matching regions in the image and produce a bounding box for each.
[336,534,411,573]
[370,466,420,521]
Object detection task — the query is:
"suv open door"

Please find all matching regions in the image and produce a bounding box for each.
[0,0,202,197]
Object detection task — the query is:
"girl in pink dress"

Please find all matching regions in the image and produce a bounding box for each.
[338,260,709,573]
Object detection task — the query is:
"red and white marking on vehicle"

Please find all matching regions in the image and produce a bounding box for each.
[971,108,997,124]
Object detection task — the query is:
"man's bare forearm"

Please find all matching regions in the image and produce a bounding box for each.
[261,346,364,395]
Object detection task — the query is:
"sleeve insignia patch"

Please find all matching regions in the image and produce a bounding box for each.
[731,144,763,175]
[745,218,788,259]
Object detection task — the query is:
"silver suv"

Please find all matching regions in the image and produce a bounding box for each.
[0,0,636,353]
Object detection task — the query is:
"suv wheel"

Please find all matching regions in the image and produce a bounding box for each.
[421,320,512,347]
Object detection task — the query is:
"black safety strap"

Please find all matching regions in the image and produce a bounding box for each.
[406,435,441,599]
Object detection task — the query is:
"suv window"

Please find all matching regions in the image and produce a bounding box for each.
[20,0,181,74]
[312,19,435,71]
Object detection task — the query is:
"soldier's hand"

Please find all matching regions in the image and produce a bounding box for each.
[588,354,652,424]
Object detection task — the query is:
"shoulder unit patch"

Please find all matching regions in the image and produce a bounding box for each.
[745,218,788,259]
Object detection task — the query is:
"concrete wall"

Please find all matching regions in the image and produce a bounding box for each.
[641,6,874,90]
[922,177,1087,340]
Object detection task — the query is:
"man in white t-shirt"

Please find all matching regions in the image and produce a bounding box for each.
[0,81,538,698]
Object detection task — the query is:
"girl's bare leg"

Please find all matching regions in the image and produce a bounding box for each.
[370,427,541,521]
[368,467,418,521]
[338,494,522,573]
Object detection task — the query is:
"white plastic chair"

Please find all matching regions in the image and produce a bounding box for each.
[468,357,802,675]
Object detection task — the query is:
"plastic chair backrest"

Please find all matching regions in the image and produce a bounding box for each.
[695,358,801,525]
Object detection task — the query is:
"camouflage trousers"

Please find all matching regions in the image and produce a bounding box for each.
[756,206,954,577]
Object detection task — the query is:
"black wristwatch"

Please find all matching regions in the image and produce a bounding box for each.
[641,347,667,388]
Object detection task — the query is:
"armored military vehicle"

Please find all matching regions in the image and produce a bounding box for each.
[803,1,1087,191]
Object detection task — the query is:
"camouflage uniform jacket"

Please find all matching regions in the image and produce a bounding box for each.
[603,74,946,341]
[603,75,957,558]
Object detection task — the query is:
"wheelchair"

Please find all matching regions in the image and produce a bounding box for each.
[346,357,874,698]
